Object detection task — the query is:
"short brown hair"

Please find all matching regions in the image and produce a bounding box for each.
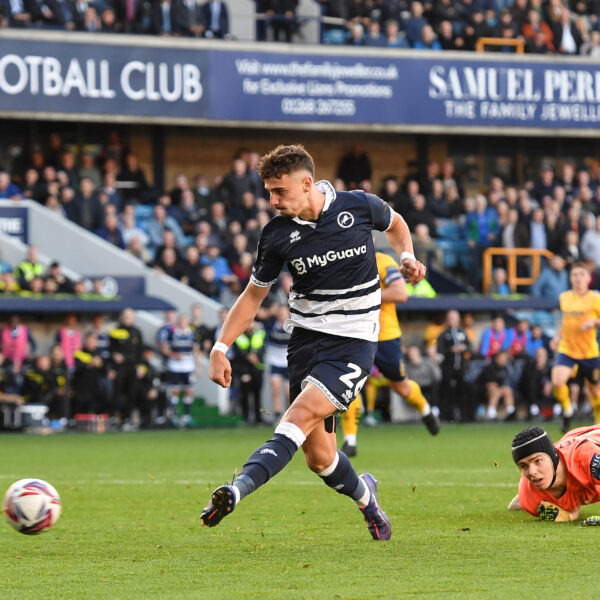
[258,145,314,181]
[571,261,591,272]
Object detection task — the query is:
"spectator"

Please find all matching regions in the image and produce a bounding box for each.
[464,8,490,51]
[581,215,600,268]
[465,194,498,289]
[152,0,176,34]
[79,153,102,188]
[120,210,150,248]
[518,346,553,419]
[202,0,230,38]
[154,229,182,268]
[347,22,364,45]
[231,321,266,424]
[231,251,254,286]
[14,245,44,290]
[46,261,73,293]
[480,351,516,421]
[406,194,437,235]
[437,19,463,50]
[118,153,148,203]
[384,20,409,48]
[364,20,385,46]
[179,189,202,234]
[437,309,472,422]
[109,308,143,422]
[147,204,187,251]
[581,30,600,57]
[72,333,110,415]
[55,313,82,371]
[522,8,555,51]
[176,0,205,36]
[479,315,509,359]
[413,23,442,50]
[195,264,220,299]
[127,235,153,264]
[0,171,22,199]
[100,7,118,31]
[412,223,442,270]
[169,173,190,206]
[552,8,582,55]
[219,158,255,208]
[405,1,427,46]
[525,324,546,358]
[267,0,298,42]
[530,207,547,250]
[200,243,237,288]
[1,315,35,373]
[488,267,511,295]
[96,213,126,249]
[192,174,213,214]
[531,254,569,302]
[544,210,567,255]
[180,245,203,288]
[100,172,123,211]
[69,177,104,231]
[505,319,532,359]
[115,0,147,33]
[561,230,581,269]
[405,345,442,411]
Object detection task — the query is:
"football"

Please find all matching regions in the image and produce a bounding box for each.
[3,479,61,535]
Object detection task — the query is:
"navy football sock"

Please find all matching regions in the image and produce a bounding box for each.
[233,432,301,501]
[318,450,365,501]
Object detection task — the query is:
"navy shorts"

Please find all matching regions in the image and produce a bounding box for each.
[167,371,194,387]
[287,327,377,413]
[555,353,600,383]
[374,337,406,382]
[270,365,289,379]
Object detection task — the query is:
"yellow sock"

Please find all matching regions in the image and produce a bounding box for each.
[590,392,600,423]
[404,380,429,415]
[341,395,362,439]
[553,384,572,415]
[365,378,377,414]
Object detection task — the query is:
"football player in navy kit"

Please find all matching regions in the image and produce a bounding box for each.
[201,145,425,540]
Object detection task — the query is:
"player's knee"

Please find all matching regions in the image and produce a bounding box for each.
[303,447,336,474]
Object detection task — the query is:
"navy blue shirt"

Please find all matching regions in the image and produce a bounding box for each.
[251,180,393,341]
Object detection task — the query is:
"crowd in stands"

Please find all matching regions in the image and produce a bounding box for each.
[2,0,600,55]
[382,308,581,425]
[4,131,600,302]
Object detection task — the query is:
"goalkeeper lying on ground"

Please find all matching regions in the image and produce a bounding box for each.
[509,424,600,524]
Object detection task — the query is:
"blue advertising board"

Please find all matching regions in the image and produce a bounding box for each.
[1,33,600,131]
[0,206,28,243]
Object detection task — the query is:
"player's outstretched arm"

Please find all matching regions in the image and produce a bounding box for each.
[384,212,426,285]
[209,282,271,388]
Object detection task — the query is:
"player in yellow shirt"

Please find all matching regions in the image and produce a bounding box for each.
[550,262,600,433]
[341,252,439,456]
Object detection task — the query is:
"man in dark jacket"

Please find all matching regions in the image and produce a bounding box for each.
[437,309,472,422]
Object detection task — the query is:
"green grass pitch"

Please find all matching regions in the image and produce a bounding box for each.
[1,423,598,599]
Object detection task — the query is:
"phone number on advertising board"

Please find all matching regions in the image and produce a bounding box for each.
[281,98,356,116]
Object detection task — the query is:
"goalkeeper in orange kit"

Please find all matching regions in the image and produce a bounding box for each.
[509,424,600,525]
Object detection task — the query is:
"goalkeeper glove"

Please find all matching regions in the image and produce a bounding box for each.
[580,516,600,527]
[537,502,571,522]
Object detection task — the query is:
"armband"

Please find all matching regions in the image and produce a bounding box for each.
[211,342,229,354]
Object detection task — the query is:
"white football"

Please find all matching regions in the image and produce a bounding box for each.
[3,479,61,535]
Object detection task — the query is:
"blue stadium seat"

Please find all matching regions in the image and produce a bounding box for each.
[435,239,468,270]
[134,205,154,219]
[436,219,462,240]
